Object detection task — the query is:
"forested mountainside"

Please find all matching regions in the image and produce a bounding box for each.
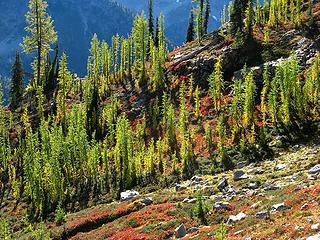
[1,0,320,239]
[0,0,133,77]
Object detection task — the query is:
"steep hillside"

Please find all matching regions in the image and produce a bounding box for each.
[0,0,133,76]
[1,1,320,240]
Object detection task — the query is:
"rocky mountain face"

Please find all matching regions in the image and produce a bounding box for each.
[0,0,133,77]
[115,0,230,47]
[168,25,320,90]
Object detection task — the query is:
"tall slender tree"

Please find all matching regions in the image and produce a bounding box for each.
[132,13,149,87]
[148,0,154,39]
[186,10,195,43]
[10,52,24,110]
[203,0,210,35]
[22,0,57,87]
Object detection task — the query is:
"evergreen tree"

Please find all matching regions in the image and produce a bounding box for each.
[148,0,154,39]
[22,0,57,87]
[230,0,249,35]
[10,52,24,110]
[203,0,210,35]
[186,10,195,43]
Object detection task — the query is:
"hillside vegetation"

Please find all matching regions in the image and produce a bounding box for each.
[1,0,320,239]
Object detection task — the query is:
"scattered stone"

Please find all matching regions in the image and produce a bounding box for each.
[142,197,153,206]
[233,230,244,235]
[234,170,249,181]
[248,182,260,190]
[311,223,320,231]
[176,183,187,192]
[309,175,318,180]
[120,190,139,201]
[182,198,197,203]
[217,178,228,192]
[237,162,250,169]
[251,203,259,209]
[228,212,247,222]
[271,203,288,212]
[256,211,269,219]
[191,176,203,182]
[301,203,310,210]
[264,185,280,191]
[294,185,302,192]
[309,165,320,174]
[307,234,320,240]
[275,164,287,171]
[295,226,305,231]
[175,224,187,238]
[213,202,232,211]
[187,227,199,234]
[292,145,302,150]
[255,168,265,174]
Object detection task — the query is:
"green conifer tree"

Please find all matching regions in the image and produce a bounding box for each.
[22,0,58,87]
[10,52,24,110]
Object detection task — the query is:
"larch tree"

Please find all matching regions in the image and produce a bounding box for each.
[196,0,204,42]
[56,52,71,128]
[10,52,24,110]
[22,0,57,87]
[132,13,149,88]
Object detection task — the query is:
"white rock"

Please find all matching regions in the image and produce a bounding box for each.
[271,202,287,212]
[307,234,320,240]
[309,165,320,174]
[120,190,139,201]
[228,212,247,222]
[312,223,320,231]
[301,203,309,210]
[275,164,287,171]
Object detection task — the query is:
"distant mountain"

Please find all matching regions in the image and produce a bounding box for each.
[0,0,230,81]
[0,0,134,78]
[115,0,230,47]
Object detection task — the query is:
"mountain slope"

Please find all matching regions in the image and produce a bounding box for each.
[0,0,134,77]
[115,0,230,47]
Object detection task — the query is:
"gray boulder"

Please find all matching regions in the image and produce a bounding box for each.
[214,201,232,210]
[217,178,228,192]
[142,197,153,206]
[175,224,187,238]
[256,211,269,219]
[271,202,288,212]
[309,165,320,174]
[187,227,199,234]
[176,183,187,192]
[234,170,249,181]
